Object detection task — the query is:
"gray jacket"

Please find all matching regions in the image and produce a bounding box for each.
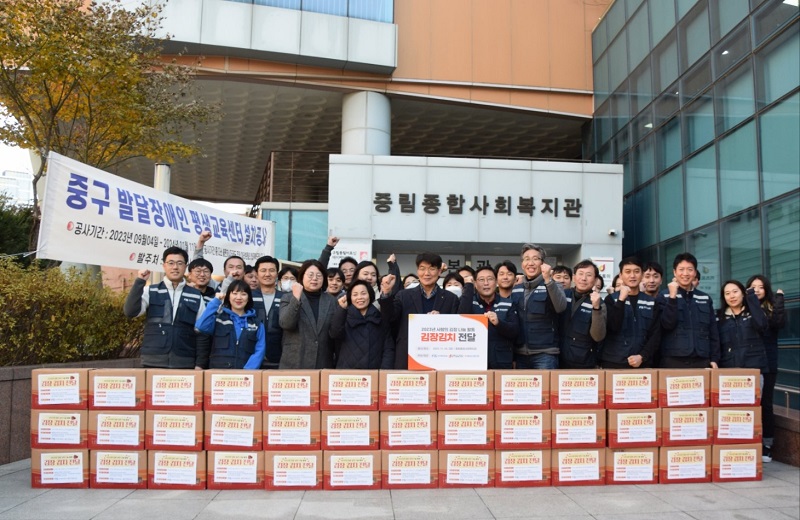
[278,291,337,369]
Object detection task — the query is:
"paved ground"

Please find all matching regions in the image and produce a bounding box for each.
[0,458,797,519]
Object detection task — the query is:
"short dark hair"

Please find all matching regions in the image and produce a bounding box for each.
[347,280,376,306]
[695,270,702,282]
[244,265,254,275]
[162,246,188,263]
[354,261,380,281]
[572,260,598,278]
[297,259,328,292]
[338,256,358,270]
[416,252,443,268]
[443,272,464,287]
[495,260,518,275]
[643,261,663,276]
[458,265,476,278]
[596,275,605,290]
[619,256,643,271]
[402,273,419,286]
[223,255,245,270]
[552,265,573,278]
[672,252,698,270]
[188,258,213,273]
[254,255,280,272]
[278,266,298,279]
[327,267,345,281]
[475,265,497,278]
[223,280,254,312]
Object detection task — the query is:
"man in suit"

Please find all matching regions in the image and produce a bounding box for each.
[379,252,460,369]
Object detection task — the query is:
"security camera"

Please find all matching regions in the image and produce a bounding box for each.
[608,229,618,236]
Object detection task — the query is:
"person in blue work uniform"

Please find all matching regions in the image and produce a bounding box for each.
[195,279,266,369]
[559,260,606,369]
[251,255,284,369]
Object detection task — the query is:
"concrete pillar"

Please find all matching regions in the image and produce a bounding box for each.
[341,91,391,155]
[152,163,171,284]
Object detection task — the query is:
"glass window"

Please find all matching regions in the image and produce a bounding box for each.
[594,101,612,149]
[628,5,651,70]
[654,84,680,127]
[631,107,655,144]
[256,0,301,6]
[613,127,630,162]
[654,32,679,94]
[765,195,800,295]
[713,21,751,79]
[262,209,290,260]
[611,91,631,134]
[656,117,682,172]
[753,0,800,46]
[659,166,685,240]
[715,60,755,133]
[622,155,634,195]
[681,2,710,71]
[755,23,800,106]
[662,238,687,278]
[348,0,393,23]
[719,120,759,217]
[630,59,654,114]
[677,0,700,21]
[290,210,328,261]
[623,194,637,252]
[636,182,658,248]
[594,54,610,109]
[686,146,718,229]
[722,208,763,282]
[627,0,645,18]
[593,21,608,63]
[633,135,655,185]
[688,225,721,297]
[681,56,711,102]
[649,0,677,46]
[609,32,630,92]
[302,0,347,17]
[760,92,800,200]
[684,94,715,154]
[710,0,749,42]
[607,0,627,42]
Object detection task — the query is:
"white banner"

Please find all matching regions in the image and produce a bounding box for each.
[408,314,488,370]
[37,153,274,273]
[326,238,372,268]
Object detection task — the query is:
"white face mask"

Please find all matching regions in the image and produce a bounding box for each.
[446,286,462,298]
[280,280,294,292]
[406,282,420,289]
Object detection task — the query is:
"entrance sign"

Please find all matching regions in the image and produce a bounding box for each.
[408,314,488,370]
[326,238,372,268]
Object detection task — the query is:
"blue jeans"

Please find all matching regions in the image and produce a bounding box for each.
[514,353,559,370]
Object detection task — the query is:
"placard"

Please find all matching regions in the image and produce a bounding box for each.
[408,314,488,370]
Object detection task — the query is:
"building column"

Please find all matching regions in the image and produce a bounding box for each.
[341,91,391,155]
[152,163,171,284]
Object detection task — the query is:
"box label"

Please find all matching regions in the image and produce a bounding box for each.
[558,451,599,481]
[500,374,542,406]
[386,374,430,405]
[444,414,488,445]
[616,412,656,443]
[387,453,431,484]
[95,452,139,484]
[153,414,197,446]
[719,449,757,479]
[556,414,597,444]
[210,374,254,406]
[669,410,707,441]
[97,413,140,446]
[328,374,372,406]
[444,374,487,405]
[500,451,542,482]
[213,452,258,483]
[41,452,83,484]
[327,415,370,446]
[612,374,652,404]
[38,413,81,444]
[718,410,755,439]
[329,455,373,486]
[274,455,317,486]
[153,452,197,485]
[718,375,756,405]
[666,376,704,406]
[667,449,705,479]
[558,374,599,405]
[268,375,311,407]
[93,376,136,407]
[267,414,311,445]
[151,375,195,407]
[613,451,653,481]
[210,414,254,447]
[38,373,80,405]
[387,415,431,446]
[500,413,543,444]
[446,453,489,484]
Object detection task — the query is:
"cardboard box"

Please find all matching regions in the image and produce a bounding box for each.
[658,369,709,408]
[713,407,762,444]
[495,450,551,487]
[662,408,711,446]
[659,445,711,483]
[436,371,494,410]
[89,369,145,410]
[493,370,550,410]
[207,451,264,489]
[90,450,147,489]
[204,370,262,411]
[605,370,658,409]
[265,450,323,490]
[320,369,378,410]
[378,370,436,411]
[551,370,605,409]
[439,450,496,488]
[31,368,89,410]
[145,369,203,411]
[145,410,203,451]
[204,411,263,451]
[495,410,552,450]
[380,412,437,450]
[381,450,439,489]
[552,409,606,449]
[606,448,659,485]
[30,410,88,449]
[263,370,319,411]
[551,449,606,486]
[321,411,380,450]
[323,450,381,490]
[31,449,89,488]
[712,444,762,482]
[147,450,206,490]
[607,409,661,448]
[711,369,761,407]
[264,411,321,451]
[438,411,495,450]
[88,410,145,450]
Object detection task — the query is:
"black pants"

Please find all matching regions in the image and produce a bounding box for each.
[659,355,710,369]
[762,371,777,442]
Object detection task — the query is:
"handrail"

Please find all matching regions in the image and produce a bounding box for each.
[774,384,800,411]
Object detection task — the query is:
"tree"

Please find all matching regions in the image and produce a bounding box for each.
[0,0,218,250]
[0,195,34,264]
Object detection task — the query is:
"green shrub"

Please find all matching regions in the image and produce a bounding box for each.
[0,259,143,366]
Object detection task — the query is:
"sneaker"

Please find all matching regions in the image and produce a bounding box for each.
[762,446,772,463]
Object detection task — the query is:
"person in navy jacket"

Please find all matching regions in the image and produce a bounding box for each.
[716,280,768,372]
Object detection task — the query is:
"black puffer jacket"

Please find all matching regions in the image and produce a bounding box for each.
[329,304,395,369]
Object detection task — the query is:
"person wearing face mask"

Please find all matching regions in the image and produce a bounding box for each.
[195,280,266,369]
[443,272,465,299]
[403,274,420,289]
[717,280,768,371]
[329,280,395,369]
[278,266,298,292]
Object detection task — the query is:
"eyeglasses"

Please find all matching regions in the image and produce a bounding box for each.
[522,256,542,264]
[418,266,440,274]
[191,268,211,275]
[165,261,186,267]
[305,273,324,280]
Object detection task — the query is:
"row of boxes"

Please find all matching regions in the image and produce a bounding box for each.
[30,444,764,489]
[31,407,763,452]
[31,368,763,412]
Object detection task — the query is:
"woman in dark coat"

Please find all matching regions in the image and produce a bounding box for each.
[716,280,769,371]
[329,280,395,369]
